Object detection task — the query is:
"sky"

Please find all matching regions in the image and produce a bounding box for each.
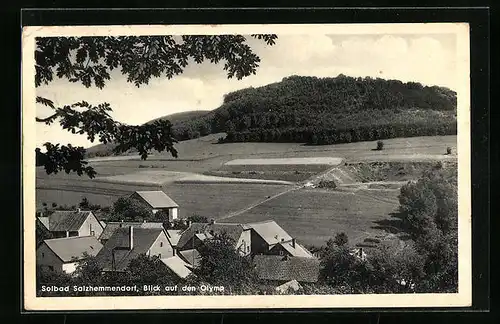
[36,33,457,148]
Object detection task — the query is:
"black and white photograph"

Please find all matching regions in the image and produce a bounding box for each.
[22,23,471,310]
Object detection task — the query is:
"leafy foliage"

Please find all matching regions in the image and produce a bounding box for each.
[376,140,384,150]
[197,232,257,292]
[398,168,458,238]
[78,197,102,211]
[35,35,278,177]
[170,75,456,144]
[107,197,153,222]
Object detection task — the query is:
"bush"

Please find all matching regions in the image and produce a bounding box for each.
[376,140,384,150]
[317,180,337,189]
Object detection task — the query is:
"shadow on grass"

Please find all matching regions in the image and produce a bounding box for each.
[371,211,412,241]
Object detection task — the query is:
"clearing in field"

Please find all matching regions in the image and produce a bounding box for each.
[225,157,343,166]
[95,170,294,186]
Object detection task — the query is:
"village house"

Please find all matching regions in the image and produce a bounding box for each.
[37,209,104,240]
[243,220,314,258]
[176,221,252,256]
[178,248,202,269]
[98,221,166,245]
[128,191,179,220]
[253,254,321,286]
[160,255,195,279]
[95,226,175,272]
[36,236,103,274]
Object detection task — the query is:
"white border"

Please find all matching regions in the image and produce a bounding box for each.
[22,23,471,310]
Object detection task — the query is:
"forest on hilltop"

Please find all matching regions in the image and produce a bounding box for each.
[87,75,457,157]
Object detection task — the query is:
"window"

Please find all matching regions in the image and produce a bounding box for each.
[279,250,283,256]
[41,252,45,258]
[247,246,250,252]
[160,242,163,247]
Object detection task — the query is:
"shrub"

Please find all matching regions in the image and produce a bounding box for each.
[317,180,337,189]
[446,147,452,155]
[376,140,384,150]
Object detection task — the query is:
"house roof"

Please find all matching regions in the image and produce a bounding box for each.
[42,236,103,263]
[132,191,179,208]
[166,230,182,247]
[275,279,302,294]
[161,256,194,279]
[253,255,320,283]
[38,217,50,230]
[99,222,165,241]
[41,210,95,232]
[95,227,164,271]
[176,222,245,250]
[178,249,201,268]
[278,242,315,258]
[243,220,293,247]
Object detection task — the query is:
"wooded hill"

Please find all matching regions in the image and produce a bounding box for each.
[87,75,456,157]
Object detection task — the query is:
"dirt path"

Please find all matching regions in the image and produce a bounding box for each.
[217,184,303,220]
[219,164,343,220]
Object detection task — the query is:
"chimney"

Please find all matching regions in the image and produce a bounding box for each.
[120,220,124,228]
[188,220,192,227]
[129,226,134,250]
[292,238,296,248]
[210,219,215,225]
[172,247,176,256]
[76,208,81,213]
[143,219,146,223]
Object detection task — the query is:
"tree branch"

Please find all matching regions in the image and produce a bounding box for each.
[36,112,59,123]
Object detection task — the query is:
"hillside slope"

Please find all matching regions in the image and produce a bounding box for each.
[86,110,210,158]
[87,75,457,157]
[172,75,457,144]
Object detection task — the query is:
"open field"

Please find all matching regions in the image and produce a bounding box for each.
[223,188,401,247]
[95,170,294,186]
[36,176,290,220]
[36,134,456,247]
[86,134,457,165]
[225,157,344,166]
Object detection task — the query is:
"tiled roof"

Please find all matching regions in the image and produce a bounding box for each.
[96,227,164,271]
[279,242,315,258]
[133,191,179,208]
[99,222,164,241]
[43,236,103,263]
[253,255,320,283]
[177,222,244,250]
[161,256,194,279]
[178,249,201,268]
[243,220,293,246]
[43,210,94,232]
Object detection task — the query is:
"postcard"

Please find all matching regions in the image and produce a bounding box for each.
[22,22,471,310]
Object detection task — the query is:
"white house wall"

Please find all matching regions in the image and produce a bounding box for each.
[170,208,178,220]
[148,232,174,259]
[62,262,78,274]
[77,213,104,239]
[236,230,252,256]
